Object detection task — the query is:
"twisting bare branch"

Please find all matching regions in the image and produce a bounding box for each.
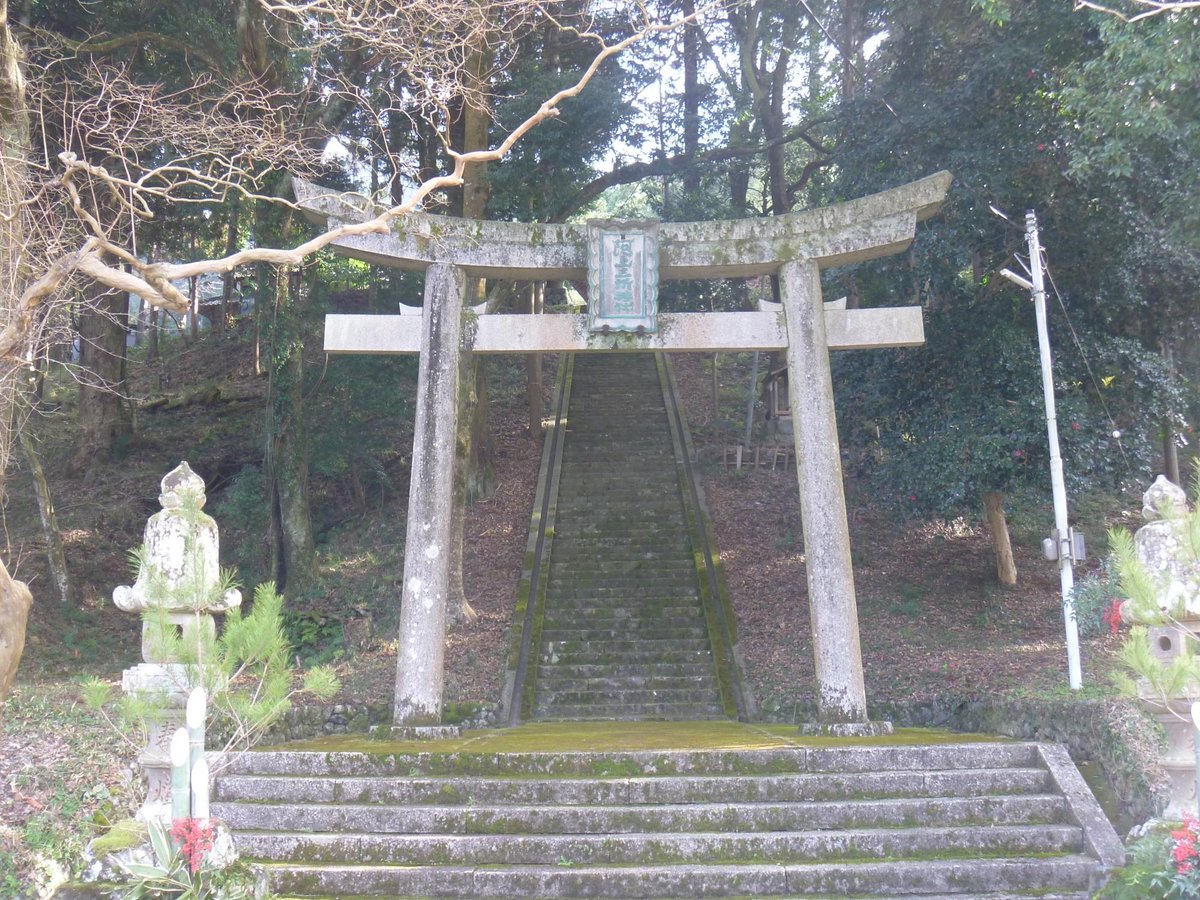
[1073,0,1200,21]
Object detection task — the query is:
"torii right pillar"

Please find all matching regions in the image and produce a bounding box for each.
[781,258,884,735]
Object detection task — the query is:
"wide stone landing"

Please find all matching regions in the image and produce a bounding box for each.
[213,722,1123,899]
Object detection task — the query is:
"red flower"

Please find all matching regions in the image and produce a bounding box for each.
[1071,422,1081,431]
[1037,143,1045,151]
[1013,450,1023,458]
[170,817,216,875]
[1101,600,1122,637]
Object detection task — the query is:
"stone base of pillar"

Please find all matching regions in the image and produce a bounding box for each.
[369,724,465,741]
[798,720,895,738]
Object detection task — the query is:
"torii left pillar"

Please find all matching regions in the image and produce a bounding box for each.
[393,263,463,724]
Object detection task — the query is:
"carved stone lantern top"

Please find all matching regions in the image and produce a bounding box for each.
[113,461,241,617]
[1122,475,1199,624]
[1143,474,1187,522]
[159,461,207,511]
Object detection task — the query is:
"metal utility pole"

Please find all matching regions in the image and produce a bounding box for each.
[1000,210,1083,690]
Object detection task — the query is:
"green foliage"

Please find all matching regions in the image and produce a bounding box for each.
[83,581,339,761]
[828,0,1200,520]
[1109,526,1161,619]
[112,818,256,900]
[211,466,270,587]
[1098,819,1200,899]
[307,355,417,511]
[1070,559,1124,637]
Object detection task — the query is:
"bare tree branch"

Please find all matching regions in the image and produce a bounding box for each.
[0,0,727,373]
[41,29,230,75]
[550,118,834,222]
[1073,0,1200,20]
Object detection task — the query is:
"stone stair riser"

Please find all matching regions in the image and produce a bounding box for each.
[237,823,1081,866]
[215,767,1052,807]
[214,794,1066,835]
[223,743,1042,778]
[260,856,1098,898]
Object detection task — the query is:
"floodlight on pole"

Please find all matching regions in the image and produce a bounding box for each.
[997,210,1083,691]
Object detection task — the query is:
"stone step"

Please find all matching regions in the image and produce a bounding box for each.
[228,792,1067,841]
[215,767,1053,807]
[542,560,696,576]
[537,624,708,639]
[536,662,718,681]
[537,651,714,668]
[532,675,719,694]
[540,627,710,644]
[542,587,701,601]
[542,609,700,624]
[531,702,730,720]
[257,855,1099,897]
[237,823,1082,867]
[542,566,696,580]
[541,637,712,654]
[535,688,722,708]
[547,561,689,571]
[224,743,1043,778]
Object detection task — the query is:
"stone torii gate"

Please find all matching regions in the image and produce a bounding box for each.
[295,172,952,731]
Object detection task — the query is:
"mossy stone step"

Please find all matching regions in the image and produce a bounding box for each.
[532,675,725,694]
[541,559,695,574]
[542,606,705,619]
[536,663,718,681]
[214,794,1069,836]
[536,686,721,707]
[226,743,1048,778]
[540,590,703,604]
[541,605,704,622]
[547,588,700,602]
[237,822,1082,868]
[257,856,1099,898]
[215,767,1053,807]
[540,627,711,644]
[532,702,728,720]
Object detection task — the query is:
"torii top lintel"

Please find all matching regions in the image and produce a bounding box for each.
[292,172,952,281]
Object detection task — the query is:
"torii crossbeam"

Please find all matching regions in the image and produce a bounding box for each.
[296,172,953,732]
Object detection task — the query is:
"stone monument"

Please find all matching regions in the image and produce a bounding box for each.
[1121,475,1200,818]
[114,462,240,821]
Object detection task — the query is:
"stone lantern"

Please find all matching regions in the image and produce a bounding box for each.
[113,462,241,821]
[1120,475,1200,818]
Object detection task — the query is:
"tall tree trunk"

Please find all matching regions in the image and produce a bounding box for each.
[20,424,68,603]
[264,265,317,596]
[220,194,240,333]
[0,0,34,708]
[681,0,700,193]
[445,38,495,626]
[983,491,1018,586]
[72,281,131,473]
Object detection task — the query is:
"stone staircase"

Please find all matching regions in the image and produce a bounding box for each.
[214,739,1123,897]
[532,353,726,720]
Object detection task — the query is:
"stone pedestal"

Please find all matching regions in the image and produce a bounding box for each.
[122,663,189,822]
[1143,698,1198,819]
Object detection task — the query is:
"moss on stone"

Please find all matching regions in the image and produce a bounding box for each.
[269,720,1001,755]
[89,817,146,855]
